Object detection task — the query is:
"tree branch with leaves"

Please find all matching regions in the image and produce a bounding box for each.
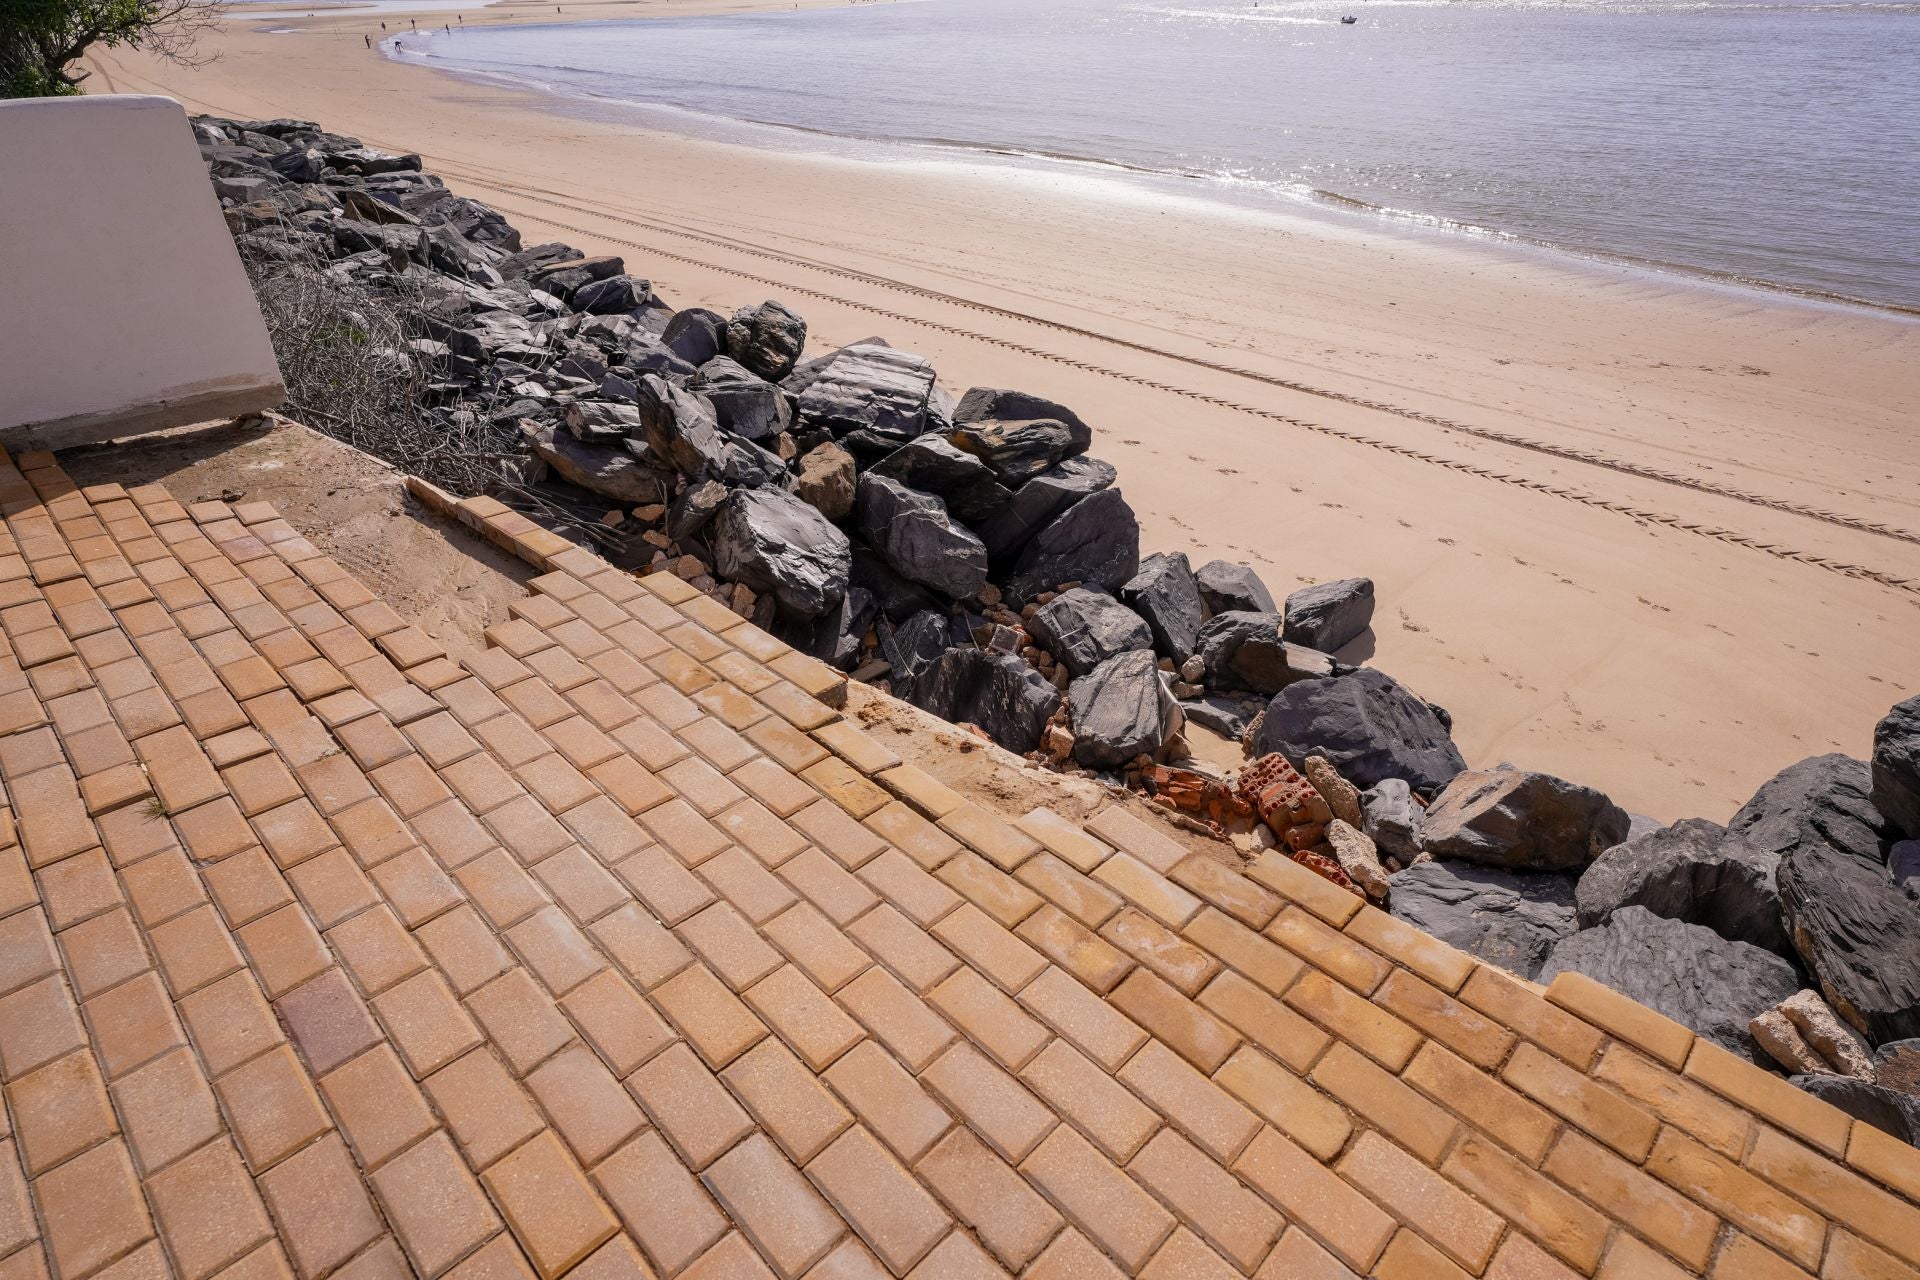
[1,0,227,98]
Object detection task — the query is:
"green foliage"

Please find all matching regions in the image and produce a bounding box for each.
[0,0,222,98]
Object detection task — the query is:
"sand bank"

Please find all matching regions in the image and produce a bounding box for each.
[88,0,1920,818]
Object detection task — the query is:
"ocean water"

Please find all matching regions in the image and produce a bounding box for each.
[392,0,1920,308]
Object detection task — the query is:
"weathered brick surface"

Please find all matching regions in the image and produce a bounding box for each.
[1,454,1908,1280]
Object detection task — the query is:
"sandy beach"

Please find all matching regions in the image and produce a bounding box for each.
[89,0,1920,820]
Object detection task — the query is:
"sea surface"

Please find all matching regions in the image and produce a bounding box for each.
[390,0,1920,308]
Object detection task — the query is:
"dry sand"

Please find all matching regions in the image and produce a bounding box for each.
[89,0,1920,820]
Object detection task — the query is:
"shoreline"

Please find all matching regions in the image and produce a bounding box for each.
[89,0,1920,819]
[380,11,1920,320]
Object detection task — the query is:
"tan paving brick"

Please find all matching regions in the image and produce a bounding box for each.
[1109,969,1241,1074]
[593,1131,729,1276]
[834,967,954,1073]
[652,963,768,1069]
[1444,1133,1610,1272]
[1102,906,1219,996]
[1458,966,1603,1070]
[808,1125,949,1275]
[277,967,384,1076]
[35,1140,154,1280]
[1503,1041,1659,1161]
[320,1044,437,1170]
[147,1138,276,1279]
[1746,1124,1920,1270]
[1684,1038,1853,1158]
[425,1047,545,1170]
[375,969,484,1077]
[1644,1128,1825,1269]
[483,1131,618,1280]
[9,1050,115,1176]
[217,1042,332,1172]
[1020,1039,1161,1163]
[1339,1131,1502,1272]
[372,1131,505,1277]
[702,1132,846,1279]
[1283,969,1420,1071]
[1593,1043,1751,1160]
[1234,1127,1394,1273]
[762,903,870,994]
[1310,1041,1457,1164]
[743,964,863,1071]
[720,1038,853,1165]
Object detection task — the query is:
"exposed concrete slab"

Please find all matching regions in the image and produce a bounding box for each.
[0,94,283,450]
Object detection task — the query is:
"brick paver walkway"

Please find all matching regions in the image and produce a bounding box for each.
[0,447,1916,1280]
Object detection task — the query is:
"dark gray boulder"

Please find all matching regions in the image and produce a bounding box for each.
[907,648,1062,754]
[854,475,989,601]
[711,488,851,619]
[1069,650,1180,770]
[1006,488,1141,603]
[1361,778,1423,860]
[868,436,1012,527]
[718,437,790,490]
[1760,755,1917,1044]
[1196,612,1333,696]
[1121,553,1207,663]
[634,375,728,480]
[975,456,1117,563]
[690,357,791,441]
[1194,560,1275,615]
[667,480,727,543]
[851,545,940,623]
[572,275,647,316]
[794,344,937,447]
[724,300,807,382]
[1283,578,1376,653]
[1574,818,1790,955]
[1894,841,1920,888]
[949,419,1077,486]
[1252,668,1465,794]
[953,388,1092,457]
[1027,589,1153,678]
[662,308,727,366]
[882,610,966,689]
[1420,767,1630,872]
[1178,692,1266,741]
[1873,695,1920,839]
[1790,1078,1920,1147]
[520,420,666,506]
[529,254,623,302]
[1540,908,1803,1063]
[1389,861,1577,980]
[563,400,640,444]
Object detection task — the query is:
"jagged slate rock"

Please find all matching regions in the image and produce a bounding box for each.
[794,442,856,523]
[1362,778,1423,860]
[1791,1077,1920,1147]
[1389,861,1577,980]
[496,242,578,281]
[1027,588,1153,678]
[1574,818,1790,955]
[1626,813,1666,843]
[868,436,1012,527]
[954,388,1092,457]
[948,419,1077,486]
[1253,667,1465,794]
[600,372,638,403]
[906,647,1061,754]
[563,400,640,444]
[779,336,890,399]
[690,356,791,441]
[1540,908,1803,1062]
[325,145,421,176]
[725,300,807,382]
[776,586,872,671]
[1420,767,1630,872]
[529,254,623,301]
[1179,692,1266,741]
[711,488,850,619]
[795,344,937,446]
[1756,755,1917,1044]
[719,437,790,490]
[1121,553,1207,663]
[269,147,324,183]
[667,480,728,542]
[882,609,965,687]
[975,456,1117,562]
[1873,695,1920,839]
[662,308,728,366]
[1283,578,1376,653]
[633,375,728,480]
[852,545,940,623]
[519,420,666,506]
[1070,650,1180,770]
[332,219,427,262]
[1194,560,1276,616]
[1894,841,1920,888]
[1006,488,1141,603]
[572,274,647,316]
[854,475,989,600]
[621,333,699,380]
[337,187,418,225]
[1195,612,1333,696]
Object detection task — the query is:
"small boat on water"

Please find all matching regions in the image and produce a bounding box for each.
[1340,14,1358,23]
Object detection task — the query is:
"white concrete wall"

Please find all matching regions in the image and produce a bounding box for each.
[0,94,284,449]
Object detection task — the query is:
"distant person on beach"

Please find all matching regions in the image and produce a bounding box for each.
[363,33,370,46]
